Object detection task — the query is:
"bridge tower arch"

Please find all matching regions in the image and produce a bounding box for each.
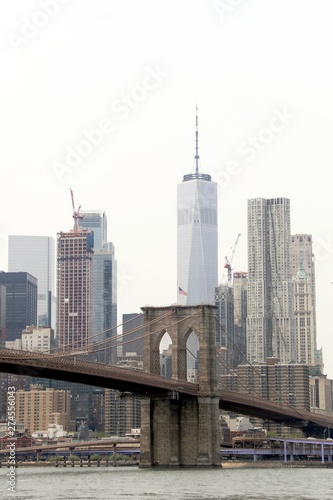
[140,304,220,467]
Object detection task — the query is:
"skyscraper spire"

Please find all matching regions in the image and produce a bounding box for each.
[195,104,199,175]
[182,106,211,182]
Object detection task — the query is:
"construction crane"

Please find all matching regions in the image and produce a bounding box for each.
[224,233,241,283]
[70,188,84,231]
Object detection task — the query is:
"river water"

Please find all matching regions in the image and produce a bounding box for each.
[1,465,333,500]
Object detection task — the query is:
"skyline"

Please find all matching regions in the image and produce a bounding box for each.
[1,1,333,377]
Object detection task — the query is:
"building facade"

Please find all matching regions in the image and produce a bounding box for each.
[21,326,54,353]
[5,326,54,353]
[310,374,333,413]
[215,284,234,371]
[233,272,248,368]
[177,113,218,305]
[79,211,107,249]
[15,387,71,434]
[121,313,144,357]
[90,244,117,363]
[104,389,141,437]
[247,198,296,364]
[8,235,56,329]
[79,211,117,362]
[0,272,37,342]
[237,358,310,411]
[57,229,94,351]
[290,234,318,368]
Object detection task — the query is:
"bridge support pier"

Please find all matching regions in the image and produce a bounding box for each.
[140,396,220,468]
[140,305,220,468]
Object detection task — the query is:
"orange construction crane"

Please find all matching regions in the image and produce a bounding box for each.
[224,233,241,283]
[70,188,84,231]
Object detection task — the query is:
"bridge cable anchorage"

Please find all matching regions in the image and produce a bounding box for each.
[212,314,309,421]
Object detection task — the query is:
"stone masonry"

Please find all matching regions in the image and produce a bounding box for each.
[139,305,220,467]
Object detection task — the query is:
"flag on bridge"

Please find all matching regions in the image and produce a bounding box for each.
[178,287,187,296]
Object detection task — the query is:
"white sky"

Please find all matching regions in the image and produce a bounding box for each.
[1,0,333,377]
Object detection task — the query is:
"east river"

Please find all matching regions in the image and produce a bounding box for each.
[1,465,333,499]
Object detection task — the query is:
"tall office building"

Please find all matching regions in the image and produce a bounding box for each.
[79,211,117,360]
[57,227,94,351]
[8,235,56,329]
[290,234,318,367]
[79,211,107,249]
[177,111,218,305]
[233,272,248,368]
[247,198,296,364]
[121,313,144,357]
[90,243,117,361]
[215,284,234,370]
[0,272,37,342]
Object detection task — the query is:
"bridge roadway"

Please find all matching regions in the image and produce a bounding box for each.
[1,348,333,434]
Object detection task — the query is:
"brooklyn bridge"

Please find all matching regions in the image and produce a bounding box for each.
[1,305,333,467]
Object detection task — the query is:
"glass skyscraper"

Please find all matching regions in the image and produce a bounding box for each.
[8,235,56,329]
[78,211,107,249]
[79,210,117,362]
[0,271,37,342]
[177,113,218,305]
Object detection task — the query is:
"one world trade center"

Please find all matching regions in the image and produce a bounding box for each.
[177,109,218,305]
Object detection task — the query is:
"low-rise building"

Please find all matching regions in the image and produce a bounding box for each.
[15,386,70,434]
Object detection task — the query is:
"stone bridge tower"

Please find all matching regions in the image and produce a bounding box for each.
[140,304,220,467]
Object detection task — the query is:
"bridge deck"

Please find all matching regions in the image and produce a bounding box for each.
[1,348,333,433]
[0,348,198,396]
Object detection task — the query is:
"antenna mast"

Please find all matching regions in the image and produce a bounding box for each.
[195,104,199,175]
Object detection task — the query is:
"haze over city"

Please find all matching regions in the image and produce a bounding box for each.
[1,0,333,377]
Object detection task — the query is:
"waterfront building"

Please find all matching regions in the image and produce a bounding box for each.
[8,235,56,329]
[177,110,218,305]
[104,388,141,437]
[15,386,71,434]
[247,197,296,364]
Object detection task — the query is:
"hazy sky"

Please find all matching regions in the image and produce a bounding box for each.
[1,1,333,377]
